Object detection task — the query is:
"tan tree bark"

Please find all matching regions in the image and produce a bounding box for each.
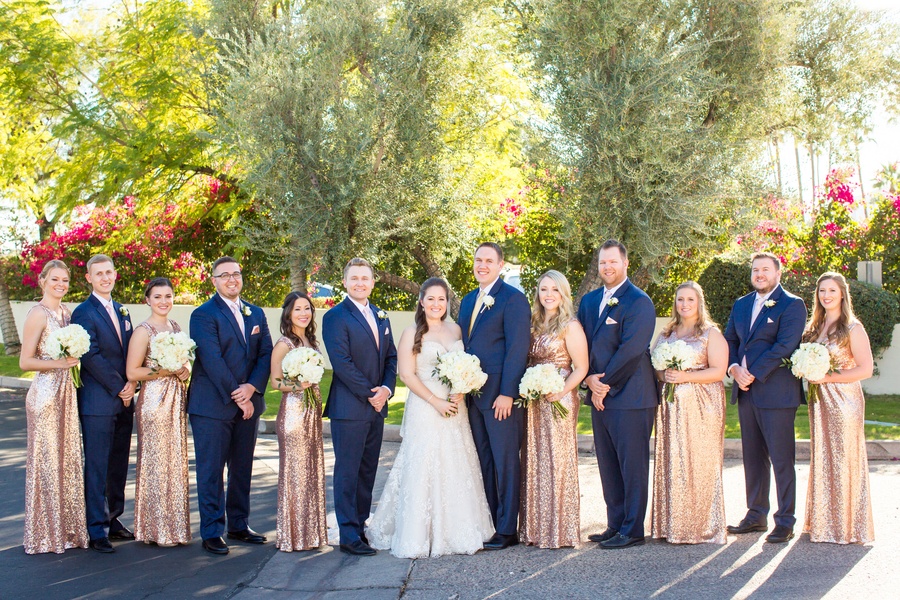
[0,263,22,356]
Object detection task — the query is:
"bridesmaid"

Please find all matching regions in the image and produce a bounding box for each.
[519,270,589,548]
[126,277,192,547]
[269,291,327,551]
[650,281,727,544]
[802,272,874,544]
[19,260,89,554]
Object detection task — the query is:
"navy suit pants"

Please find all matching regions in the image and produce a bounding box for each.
[331,418,384,544]
[81,410,134,541]
[468,404,524,536]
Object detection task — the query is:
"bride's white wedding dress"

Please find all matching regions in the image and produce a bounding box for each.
[368,339,494,558]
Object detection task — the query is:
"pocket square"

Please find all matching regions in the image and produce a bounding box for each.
[124,321,131,331]
[384,327,390,335]
[766,317,774,324]
[251,325,260,335]
[605,317,617,325]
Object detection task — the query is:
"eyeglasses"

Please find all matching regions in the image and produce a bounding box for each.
[213,272,243,281]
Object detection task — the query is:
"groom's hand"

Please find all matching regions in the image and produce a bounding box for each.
[369,386,390,412]
[730,365,755,390]
[493,395,513,421]
[586,373,609,411]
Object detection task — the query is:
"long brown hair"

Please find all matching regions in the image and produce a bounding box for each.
[802,272,855,347]
[531,270,575,339]
[661,281,717,337]
[412,278,450,354]
[280,291,318,350]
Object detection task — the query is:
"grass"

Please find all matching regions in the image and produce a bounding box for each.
[0,346,33,379]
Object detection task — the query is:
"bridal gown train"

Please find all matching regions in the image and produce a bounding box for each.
[368,340,494,558]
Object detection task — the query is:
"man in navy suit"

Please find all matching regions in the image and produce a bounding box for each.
[457,242,531,550]
[323,257,397,556]
[188,256,273,555]
[724,252,806,543]
[576,240,657,549]
[72,254,136,553]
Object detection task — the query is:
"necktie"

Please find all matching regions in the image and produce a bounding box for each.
[232,302,246,337]
[106,303,122,345]
[750,295,765,328]
[469,289,486,335]
[598,288,613,317]
[365,307,380,349]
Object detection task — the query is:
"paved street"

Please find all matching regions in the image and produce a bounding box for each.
[1,386,898,599]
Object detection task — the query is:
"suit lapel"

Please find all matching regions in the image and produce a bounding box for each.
[346,299,379,349]
[469,279,503,339]
[215,295,247,347]
[748,286,783,340]
[91,295,122,348]
[594,281,630,339]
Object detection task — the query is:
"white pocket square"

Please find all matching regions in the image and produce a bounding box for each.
[605,317,617,325]
[251,325,260,335]
[384,327,389,335]
[766,317,774,324]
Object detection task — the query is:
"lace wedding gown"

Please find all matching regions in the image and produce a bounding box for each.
[368,340,494,558]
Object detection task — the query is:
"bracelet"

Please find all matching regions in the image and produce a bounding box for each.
[427,393,436,403]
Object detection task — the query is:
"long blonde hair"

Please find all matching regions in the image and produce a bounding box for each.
[661,281,716,337]
[531,270,575,338]
[802,272,855,348]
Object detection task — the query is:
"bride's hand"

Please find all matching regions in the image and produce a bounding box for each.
[448,393,464,405]
[432,397,458,418]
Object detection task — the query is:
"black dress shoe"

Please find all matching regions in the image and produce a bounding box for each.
[108,527,135,541]
[339,539,377,556]
[765,525,794,543]
[202,537,229,555]
[727,518,768,535]
[483,533,519,550]
[600,533,645,549]
[360,533,369,546]
[89,538,115,553]
[227,528,267,544]
[588,528,618,543]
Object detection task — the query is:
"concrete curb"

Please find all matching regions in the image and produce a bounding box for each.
[0,376,33,390]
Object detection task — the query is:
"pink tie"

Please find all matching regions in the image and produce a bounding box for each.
[106,303,122,345]
[232,303,246,337]
[365,308,380,349]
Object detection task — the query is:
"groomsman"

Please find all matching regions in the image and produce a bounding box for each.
[323,258,397,556]
[576,240,657,549]
[458,242,531,550]
[72,254,136,553]
[188,256,273,555]
[724,252,806,543]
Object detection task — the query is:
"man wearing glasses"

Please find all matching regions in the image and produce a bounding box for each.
[187,256,273,555]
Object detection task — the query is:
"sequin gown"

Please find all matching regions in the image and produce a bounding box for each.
[275,337,327,551]
[650,327,726,544]
[23,304,89,554]
[804,323,874,544]
[133,321,191,546]
[519,330,581,548]
[368,340,494,558]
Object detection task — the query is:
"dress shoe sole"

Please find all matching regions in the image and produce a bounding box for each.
[202,542,229,555]
[601,538,646,550]
[227,533,267,544]
[727,525,768,534]
[108,533,135,541]
[765,533,794,544]
[339,544,376,556]
[89,544,115,554]
[588,531,618,543]
[483,539,519,551]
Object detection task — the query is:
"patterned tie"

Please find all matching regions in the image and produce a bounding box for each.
[469,289,486,335]
[105,302,122,345]
[231,302,246,337]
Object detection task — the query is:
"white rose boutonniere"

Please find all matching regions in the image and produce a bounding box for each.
[608,297,619,307]
[241,305,252,317]
[480,295,495,314]
[764,300,776,308]
[119,306,129,317]
[377,310,387,320]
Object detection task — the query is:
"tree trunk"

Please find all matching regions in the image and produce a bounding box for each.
[407,241,461,318]
[773,135,783,198]
[794,138,803,206]
[574,248,601,309]
[288,255,307,293]
[0,263,21,356]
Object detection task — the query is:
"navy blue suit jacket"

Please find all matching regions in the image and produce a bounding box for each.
[71,294,134,416]
[576,279,657,409]
[322,298,397,421]
[458,279,531,409]
[187,294,273,420]
[723,284,806,408]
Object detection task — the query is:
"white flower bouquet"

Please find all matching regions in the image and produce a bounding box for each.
[782,342,833,403]
[516,363,568,419]
[45,323,91,387]
[432,350,488,396]
[149,331,196,373]
[279,347,325,408]
[651,339,698,403]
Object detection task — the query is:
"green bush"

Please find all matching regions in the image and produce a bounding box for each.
[696,258,752,328]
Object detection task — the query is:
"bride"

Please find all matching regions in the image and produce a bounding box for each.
[368,277,494,558]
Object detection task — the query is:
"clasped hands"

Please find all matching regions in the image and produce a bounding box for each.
[368,386,390,412]
[585,373,611,411]
[730,365,755,391]
[232,383,257,419]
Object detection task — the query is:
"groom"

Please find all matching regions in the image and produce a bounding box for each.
[458,242,530,550]
[323,257,397,556]
[724,252,806,543]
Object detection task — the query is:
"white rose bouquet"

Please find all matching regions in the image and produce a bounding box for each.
[782,342,834,403]
[516,363,569,419]
[651,339,698,403]
[432,350,488,396]
[45,323,91,387]
[279,347,325,408]
[149,331,196,373]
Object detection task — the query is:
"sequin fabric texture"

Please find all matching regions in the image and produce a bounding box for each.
[804,323,874,544]
[519,329,581,548]
[275,336,328,552]
[23,304,89,554]
[650,327,726,544]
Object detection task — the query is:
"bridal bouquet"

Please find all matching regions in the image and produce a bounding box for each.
[782,342,833,404]
[45,324,91,387]
[279,347,325,408]
[432,350,488,396]
[651,339,698,403]
[149,331,196,373]
[516,363,568,419]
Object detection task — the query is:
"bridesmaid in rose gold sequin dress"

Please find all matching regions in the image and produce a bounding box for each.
[126,278,192,547]
[801,273,874,544]
[20,260,88,554]
[269,292,327,551]
[650,282,728,544]
[519,271,589,548]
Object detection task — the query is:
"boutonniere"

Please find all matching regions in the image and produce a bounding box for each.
[764,300,776,308]
[241,304,252,317]
[119,306,129,317]
[608,297,619,307]
[376,310,387,320]
[479,295,495,314]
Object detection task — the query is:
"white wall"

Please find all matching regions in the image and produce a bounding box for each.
[9,302,899,395]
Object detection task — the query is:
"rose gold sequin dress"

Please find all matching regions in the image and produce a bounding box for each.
[275,337,327,551]
[519,330,581,548]
[804,324,874,544]
[650,327,726,544]
[133,321,191,546]
[23,304,89,554]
